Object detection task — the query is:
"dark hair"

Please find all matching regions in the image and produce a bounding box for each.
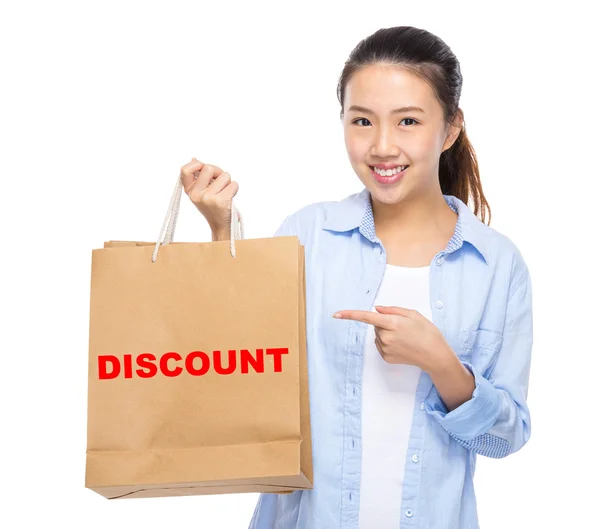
[337,26,491,225]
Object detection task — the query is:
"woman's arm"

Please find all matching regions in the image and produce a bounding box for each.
[428,353,476,412]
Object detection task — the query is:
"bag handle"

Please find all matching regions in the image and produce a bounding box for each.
[151,173,244,262]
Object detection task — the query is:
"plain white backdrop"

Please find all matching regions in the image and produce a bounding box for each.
[1,1,598,527]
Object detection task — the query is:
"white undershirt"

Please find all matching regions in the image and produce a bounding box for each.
[358,264,432,529]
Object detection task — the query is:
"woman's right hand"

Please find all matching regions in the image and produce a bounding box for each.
[180,158,240,239]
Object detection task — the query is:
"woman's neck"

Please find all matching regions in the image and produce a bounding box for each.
[371,191,457,246]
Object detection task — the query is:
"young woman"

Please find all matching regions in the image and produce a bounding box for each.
[180,25,533,529]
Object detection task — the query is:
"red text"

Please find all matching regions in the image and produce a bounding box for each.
[97,348,289,379]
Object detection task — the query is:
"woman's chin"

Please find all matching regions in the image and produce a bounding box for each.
[362,179,407,204]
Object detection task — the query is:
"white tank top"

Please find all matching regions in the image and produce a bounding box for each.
[358,264,432,529]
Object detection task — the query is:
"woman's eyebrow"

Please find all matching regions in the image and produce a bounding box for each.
[348,105,426,114]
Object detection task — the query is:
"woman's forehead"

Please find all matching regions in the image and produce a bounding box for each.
[344,69,438,117]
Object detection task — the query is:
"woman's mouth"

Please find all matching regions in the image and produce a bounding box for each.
[369,165,409,185]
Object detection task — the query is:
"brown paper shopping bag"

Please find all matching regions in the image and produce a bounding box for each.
[85,175,312,499]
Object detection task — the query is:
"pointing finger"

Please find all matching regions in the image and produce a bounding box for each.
[333,310,395,330]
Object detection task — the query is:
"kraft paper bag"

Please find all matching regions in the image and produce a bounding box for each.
[85,176,312,499]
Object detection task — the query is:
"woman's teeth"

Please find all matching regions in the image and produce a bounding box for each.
[373,165,408,176]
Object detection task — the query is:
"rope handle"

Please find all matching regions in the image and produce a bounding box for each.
[151,173,244,262]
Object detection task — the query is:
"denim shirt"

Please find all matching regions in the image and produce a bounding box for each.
[249,187,533,529]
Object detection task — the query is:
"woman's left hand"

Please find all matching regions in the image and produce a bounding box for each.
[333,305,454,373]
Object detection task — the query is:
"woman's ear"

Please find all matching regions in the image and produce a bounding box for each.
[442,109,464,153]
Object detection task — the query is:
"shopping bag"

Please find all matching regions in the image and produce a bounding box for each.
[85,174,312,499]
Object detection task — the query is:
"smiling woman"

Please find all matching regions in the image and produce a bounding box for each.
[238,24,534,529]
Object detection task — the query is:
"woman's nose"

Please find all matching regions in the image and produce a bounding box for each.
[371,126,401,158]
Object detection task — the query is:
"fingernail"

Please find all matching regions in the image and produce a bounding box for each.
[333,313,342,318]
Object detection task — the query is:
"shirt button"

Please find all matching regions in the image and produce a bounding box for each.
[435,300,444,309]
[420,402,425,411]
[436,257,444,265]
[412,453,420,463]
[405,509,413,518]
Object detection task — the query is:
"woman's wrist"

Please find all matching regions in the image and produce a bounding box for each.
[211,229,230,242]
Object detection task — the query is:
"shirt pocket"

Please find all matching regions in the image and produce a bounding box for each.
[457,328,504,378]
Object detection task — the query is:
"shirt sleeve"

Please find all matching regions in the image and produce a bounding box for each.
[425,268,533,459]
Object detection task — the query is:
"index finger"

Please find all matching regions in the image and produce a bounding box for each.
[333,310,394,330]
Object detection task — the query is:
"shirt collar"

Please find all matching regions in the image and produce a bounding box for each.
[322,187,489,264]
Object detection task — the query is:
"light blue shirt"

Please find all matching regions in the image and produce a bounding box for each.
[249,187,533,529]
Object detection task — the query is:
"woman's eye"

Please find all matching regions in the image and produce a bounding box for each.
[400,118,418,126]
[353,118,371,126]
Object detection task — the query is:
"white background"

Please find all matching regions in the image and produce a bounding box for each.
[1,1,598,527]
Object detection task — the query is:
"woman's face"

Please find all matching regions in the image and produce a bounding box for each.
[342,63,461,205]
